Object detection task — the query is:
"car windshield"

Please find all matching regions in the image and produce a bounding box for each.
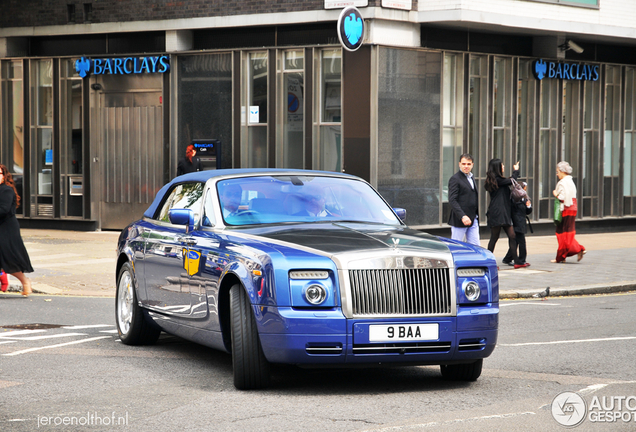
[216,175,402,227]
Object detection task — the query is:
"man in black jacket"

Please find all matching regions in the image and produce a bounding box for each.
[448,154,480,246]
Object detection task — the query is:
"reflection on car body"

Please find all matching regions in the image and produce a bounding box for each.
[115,169,499,389]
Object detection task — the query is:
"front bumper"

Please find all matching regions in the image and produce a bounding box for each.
[257,305,498,365]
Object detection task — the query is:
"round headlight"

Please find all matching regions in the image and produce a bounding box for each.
[304,284,327,305]
[463,281,481,302]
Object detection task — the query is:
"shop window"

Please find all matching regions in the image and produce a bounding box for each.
[603,65,621,216]
[60,59,84,218]
[30,59,54,217]
[468,55,488,217]
[376,47,441,227]
[242,51,268,168]
[1,61,25,215]
[493,57,513,164]
[177,53,232,170]
[624,68,636,215]
[314,48,341,172]
[538,78,559,219]
[280,50,304,169]
[517,59,537,213]
[581,78,601,217]
[442,53,464,207]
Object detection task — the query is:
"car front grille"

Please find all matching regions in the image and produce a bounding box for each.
[349,268,452,316]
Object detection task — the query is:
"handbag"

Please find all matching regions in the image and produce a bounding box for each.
[554,199,562,224]
[510,178,527,203]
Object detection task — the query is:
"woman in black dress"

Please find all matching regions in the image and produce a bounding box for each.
[0,164,33,296]
[484,159,529,269]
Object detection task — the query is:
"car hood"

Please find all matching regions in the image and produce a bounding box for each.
[238,222,451,256]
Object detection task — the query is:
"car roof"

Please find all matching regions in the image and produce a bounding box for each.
[143,168,361,219]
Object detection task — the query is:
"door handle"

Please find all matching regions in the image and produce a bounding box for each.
[178,237,198,246]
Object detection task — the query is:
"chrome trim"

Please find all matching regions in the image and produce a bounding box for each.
[335,250,456,319]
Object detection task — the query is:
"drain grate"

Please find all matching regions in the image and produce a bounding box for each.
[2,323,66,330]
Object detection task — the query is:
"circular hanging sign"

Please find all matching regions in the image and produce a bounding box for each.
[337,7,365,52]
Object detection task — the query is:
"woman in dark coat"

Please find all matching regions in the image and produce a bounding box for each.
[0,164,33,296]
[484,159,528,269]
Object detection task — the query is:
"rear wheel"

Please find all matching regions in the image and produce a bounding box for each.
[230,284,270,390]
[116,262,161,345]
[440,359,483,381]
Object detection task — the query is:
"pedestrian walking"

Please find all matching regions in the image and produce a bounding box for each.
[447,153,480,246]
[0,164,33,296]
[503,181,533,266]
[484,158,529,269]
[552,161,586,263]
[176,144,202,177]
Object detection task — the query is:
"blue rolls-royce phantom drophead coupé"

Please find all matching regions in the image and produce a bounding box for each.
[115,169,498,389]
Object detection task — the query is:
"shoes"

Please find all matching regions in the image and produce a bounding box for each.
[502,260,514,266]
[514,263,530,269]
[577,250,587,262]
[550,259,564,263]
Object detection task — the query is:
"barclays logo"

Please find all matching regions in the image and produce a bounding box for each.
[74,55,170,77]
[533,59,599,82]
[337,7,364,52]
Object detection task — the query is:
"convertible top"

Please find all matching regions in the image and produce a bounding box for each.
[143,168,359,219]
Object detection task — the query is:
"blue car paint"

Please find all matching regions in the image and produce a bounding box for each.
[117,169,499,372]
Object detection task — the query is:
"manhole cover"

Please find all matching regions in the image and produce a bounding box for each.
[2,323,66,330]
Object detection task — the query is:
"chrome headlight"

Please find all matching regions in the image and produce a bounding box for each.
[462,281,481,302]
[304,284,327,305]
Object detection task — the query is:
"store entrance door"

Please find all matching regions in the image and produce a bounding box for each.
[93,74,163,229]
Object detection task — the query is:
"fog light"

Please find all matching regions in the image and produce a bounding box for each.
[463,281,481,302]
[304,284,327,305]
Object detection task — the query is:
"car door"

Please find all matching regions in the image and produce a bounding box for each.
[143,181,205,318]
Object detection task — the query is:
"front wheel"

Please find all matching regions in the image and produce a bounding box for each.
[440,359,483,381]
[230,284,270,390]
[116,262,161,345]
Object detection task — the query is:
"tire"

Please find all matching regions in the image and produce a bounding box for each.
[440,359,483,381]
[230,284,270,390]
[116,262,161,345]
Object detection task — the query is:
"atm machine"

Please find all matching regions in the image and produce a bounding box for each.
[192,139,222,170]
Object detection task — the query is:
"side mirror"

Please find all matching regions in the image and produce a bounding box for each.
[393,208,406,222]
[169,208,195,233]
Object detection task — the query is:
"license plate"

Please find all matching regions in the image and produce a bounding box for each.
[368,323,439,342]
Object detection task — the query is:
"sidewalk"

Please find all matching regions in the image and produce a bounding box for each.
[4,229,636,299]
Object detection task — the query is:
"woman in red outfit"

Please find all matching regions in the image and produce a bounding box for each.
[552,161,586,263]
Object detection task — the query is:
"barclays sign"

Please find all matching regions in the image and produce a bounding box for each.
[533,59,599,82]
[74,55,170,78]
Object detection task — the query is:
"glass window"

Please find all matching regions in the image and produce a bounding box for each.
[604,65,621,216]
[376,48,442,226]
[216,175,401,227]
[281,50,304,169]
[625,68,636,204]
[177,53,233,170]
[156,182,205,225]
[442,53,464,208]
[468,55,488,216]
[517,59,536,200]
[314,49,342,172]
[493,57,512,162]
[242,52,268,168]
[1,61,25,184]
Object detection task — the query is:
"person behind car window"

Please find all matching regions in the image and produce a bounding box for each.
[295,187,333,217]
[219,183,243,218]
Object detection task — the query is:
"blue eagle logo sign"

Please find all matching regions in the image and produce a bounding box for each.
[533,59,547,80]
[75,57,91,78]
[337,7,364,52]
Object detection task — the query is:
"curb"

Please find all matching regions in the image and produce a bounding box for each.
[500,282,636,299]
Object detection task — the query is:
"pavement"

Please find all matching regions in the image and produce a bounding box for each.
[3,228,636,299]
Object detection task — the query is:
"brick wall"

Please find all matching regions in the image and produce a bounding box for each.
[0,0,330,28]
